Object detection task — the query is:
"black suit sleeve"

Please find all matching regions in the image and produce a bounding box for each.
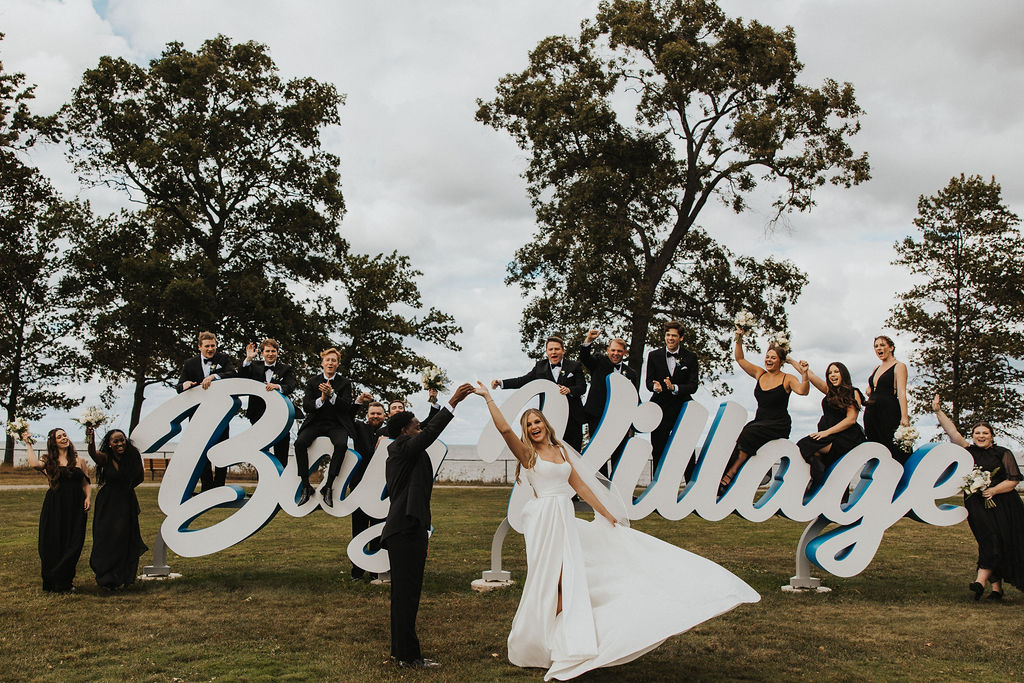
[276,364,297,396]
[500,363,540,390]
[176,357,197,393]
[579,344,598,372]
[400,407,454,455]
[562,360,586,398]
[677,351,699,397]
[302,375,322,417]
[645,351,661,393]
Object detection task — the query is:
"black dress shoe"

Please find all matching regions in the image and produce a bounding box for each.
[397,658,440,669]
[969,582,984,601]
[986,590,1003,601]
[321,484,334,508]
[296,483,314,506]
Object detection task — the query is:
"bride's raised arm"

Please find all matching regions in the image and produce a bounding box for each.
[474,382,532,467]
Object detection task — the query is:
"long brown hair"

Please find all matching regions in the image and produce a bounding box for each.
[42,428,79,486]
[515,409,562,483]
[824,362,859,413]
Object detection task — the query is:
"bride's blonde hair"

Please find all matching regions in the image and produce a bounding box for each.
[515,408,562,483]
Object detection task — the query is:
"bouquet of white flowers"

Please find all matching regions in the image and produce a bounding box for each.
[5,417,35,445]
[420,365,449,393]
[767,331,791,353]
[72,405,111,444]
[960,465,998,509]
[734,310,756,332]
[892,424,918,453]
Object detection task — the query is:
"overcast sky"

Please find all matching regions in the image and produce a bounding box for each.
[3,0,1022,449]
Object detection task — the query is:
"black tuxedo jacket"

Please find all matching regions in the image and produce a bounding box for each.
[241,360,298,423]
[502,359,587,421]
[297,373,357,435]
[176,352,237,393]
[645,346,699,410]
[380,408,454,546]
[579,344,641,420]
[352,419,386,460]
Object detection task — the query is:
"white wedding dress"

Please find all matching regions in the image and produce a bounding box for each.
[507,456,760,681]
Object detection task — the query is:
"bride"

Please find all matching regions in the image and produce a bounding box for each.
[474,383,760,680]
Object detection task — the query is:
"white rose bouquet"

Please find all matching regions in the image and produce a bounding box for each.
[767,331,791,353]
[734,310,756,332]
[960,465,998,509]
[5,417,35,445]
[420,365,449,393]
[893,424,919,454]
[72,405,111,445]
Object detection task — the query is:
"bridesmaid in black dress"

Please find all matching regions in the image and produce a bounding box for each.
[796,362,866,492]
[720,327,810,491]
[863,335,910,463]
[87,427,147,589]
[934,395,1024,601]
[23,428,91,593]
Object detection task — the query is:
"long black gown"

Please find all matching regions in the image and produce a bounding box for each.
[735,378,792,456]
[965,445,1024,591]
[797,391,866,489]
[863,365,905,463]
[38,466,89,593]
[90,450,147,588]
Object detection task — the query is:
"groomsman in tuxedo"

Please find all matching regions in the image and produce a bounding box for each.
[176,330,237,490]
[388,394,442,427]
[580,329,640,475]
[241,338,297,467]
[645,320,699,474]
[293,347,369,507]
[382,382,474,668]
[491,336,587,451]
[349,400,387,580]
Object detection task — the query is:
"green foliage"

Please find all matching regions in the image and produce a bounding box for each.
[60,35,349,365]
[889,174,1024,437]
[0,166,90,463]
[477,0,866,384]
[333,251,462,402]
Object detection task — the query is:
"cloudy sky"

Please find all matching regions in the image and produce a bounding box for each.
[3,0,1022,448]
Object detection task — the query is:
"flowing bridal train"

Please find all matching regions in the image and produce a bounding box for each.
[475,383,760,680]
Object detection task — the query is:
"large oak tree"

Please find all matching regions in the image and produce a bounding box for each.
[477,0,868,387]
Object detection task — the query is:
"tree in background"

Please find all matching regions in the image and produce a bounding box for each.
[0,168,91,466]
[890,174,1024,437]
[60,210,195,430]
[333,252,462,402]
[60,35,461,417]
[476,0,867,387]
[61,35,349,368]
[0,39,89,466]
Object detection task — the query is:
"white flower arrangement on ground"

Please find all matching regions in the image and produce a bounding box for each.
[420,365,449,393]
[734,310,756,332]
[72,405,112,444]
[960,465,998,509]
[892,424,919,453]
[767,331,791,353]
[6,417,35,445]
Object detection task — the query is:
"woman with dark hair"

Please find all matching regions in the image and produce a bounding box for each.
[23,428,91,593]
[720,327,810,492]
[87,427,147,589]
[863,335,910,463]
[796,362,866,492]
[474,383,758,680]
[934,395,1024,601]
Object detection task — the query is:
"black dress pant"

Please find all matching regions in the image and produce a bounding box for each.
[650,404,682,473]
[349,455,381,577]
[199,428,229,491]
[293,426,349,487]
[386,524,429,662]
[562,414,584,453]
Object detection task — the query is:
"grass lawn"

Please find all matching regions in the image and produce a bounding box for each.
[1,482,1022,682]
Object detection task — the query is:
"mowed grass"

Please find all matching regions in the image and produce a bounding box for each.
[1,482,1022,682]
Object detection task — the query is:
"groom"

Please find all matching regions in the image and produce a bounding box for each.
[381,382,474,669]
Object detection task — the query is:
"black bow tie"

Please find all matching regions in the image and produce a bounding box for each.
[666,352,677,359]
[203,359,214,365]
[265,364,275,369]
[550,363,562,369]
